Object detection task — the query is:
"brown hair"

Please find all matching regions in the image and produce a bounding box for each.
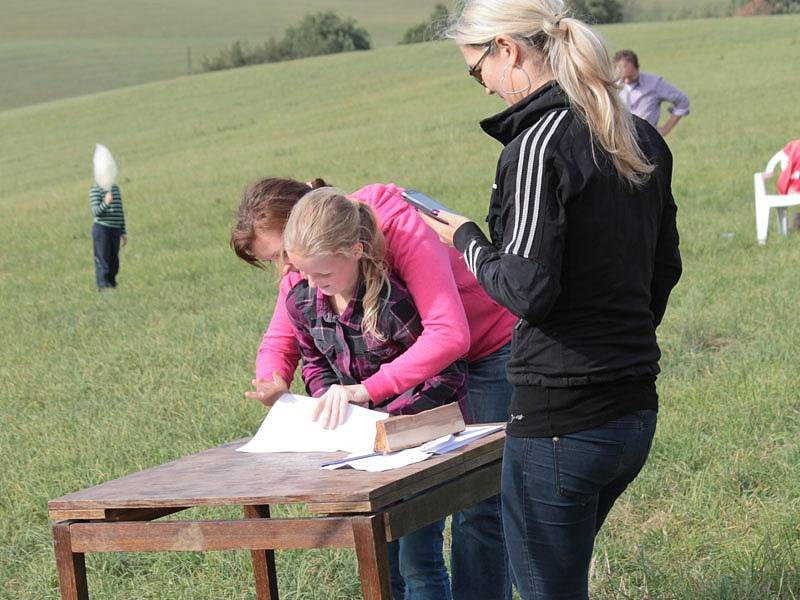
[283,188,390,341]
[230,177,328,269]
[613,49,639,69]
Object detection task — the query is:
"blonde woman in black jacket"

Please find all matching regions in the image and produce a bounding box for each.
[423,1,681,598]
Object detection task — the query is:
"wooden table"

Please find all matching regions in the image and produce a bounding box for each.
[49,431,504,599]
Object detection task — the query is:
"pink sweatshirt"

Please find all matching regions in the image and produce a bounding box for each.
[256,183,516,402]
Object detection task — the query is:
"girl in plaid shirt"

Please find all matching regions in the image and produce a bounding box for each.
[283,187,465,599]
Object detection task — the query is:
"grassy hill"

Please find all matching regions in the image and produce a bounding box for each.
[0,0,441,110]
[1,14,799,600]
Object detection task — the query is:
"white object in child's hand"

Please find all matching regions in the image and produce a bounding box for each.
[93,144,118,190]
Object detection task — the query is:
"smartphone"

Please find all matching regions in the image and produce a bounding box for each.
[401,189,456,223]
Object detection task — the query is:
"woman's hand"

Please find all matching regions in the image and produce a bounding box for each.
[313,384,371,429]
[418,210,472,246]
[245,371,288,407]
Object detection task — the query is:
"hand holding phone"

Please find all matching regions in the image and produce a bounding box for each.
[401,189,458,223]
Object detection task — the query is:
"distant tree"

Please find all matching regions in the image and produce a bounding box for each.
[201,41,256,71]
[282,12,371,58]
[201,12,371,72]
[568,0,624,23]
[400,4,450,44]
[775,0,800,11]
[734,0,799,13]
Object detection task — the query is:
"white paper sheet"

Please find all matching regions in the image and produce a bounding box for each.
[322,424,505,472]
[421,424,505,454]
[237,393,389,454]
[322,447,433,472]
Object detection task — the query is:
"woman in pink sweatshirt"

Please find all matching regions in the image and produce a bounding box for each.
[231,176,516,600]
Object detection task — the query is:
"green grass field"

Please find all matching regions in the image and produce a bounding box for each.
[1,13,799,600]
[0,0,762,112]
[0,0,441,111]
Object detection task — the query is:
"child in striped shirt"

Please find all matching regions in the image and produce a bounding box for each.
[89,184,127,290]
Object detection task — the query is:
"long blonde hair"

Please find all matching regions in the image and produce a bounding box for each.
[283,188,390,341]
[447,0,653,186]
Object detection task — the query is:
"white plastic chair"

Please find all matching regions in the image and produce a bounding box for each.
[755,150,800,244]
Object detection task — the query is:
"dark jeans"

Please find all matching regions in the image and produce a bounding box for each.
[502,409,657,600]
[92,223,121,289]
[451,343,513,600]
[387,518,451,600]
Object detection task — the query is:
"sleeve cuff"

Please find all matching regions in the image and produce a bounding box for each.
[363,373,391,403]
[453,221,488,253]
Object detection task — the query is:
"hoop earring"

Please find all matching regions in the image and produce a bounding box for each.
[500,63,532,96]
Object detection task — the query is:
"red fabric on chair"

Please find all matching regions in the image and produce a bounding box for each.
[777,140,800,195]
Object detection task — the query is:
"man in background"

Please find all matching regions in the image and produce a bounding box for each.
[614,49,690,137]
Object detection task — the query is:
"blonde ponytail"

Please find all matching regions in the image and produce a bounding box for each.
[283,188,390,341]
[352,202,390,341]
[448,0,653,187]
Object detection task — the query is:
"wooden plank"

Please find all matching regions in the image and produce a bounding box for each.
[306,458,480,514]
[52,522,89,600]
[69,518,355,552]
[306,499,374,514]
[383,461,501,541]
[48,431,505,515]
[352,515,391,600]
[307,435,503,513]
[107,507,188,521]
[374,403,465,453]
[49,506,188,522]
[363,431,505,508]
[50,508,107,521]
[245,505,280,600]
[307,432,505,514]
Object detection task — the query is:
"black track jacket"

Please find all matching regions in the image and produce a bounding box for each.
[454,82,682,389]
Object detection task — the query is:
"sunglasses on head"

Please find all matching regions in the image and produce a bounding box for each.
[468,43,493,87]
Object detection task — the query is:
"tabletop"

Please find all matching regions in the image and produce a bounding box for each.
[48,431,505,518]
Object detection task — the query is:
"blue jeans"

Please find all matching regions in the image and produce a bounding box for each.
[92,223,121,289]
[387,518,451,600]
[451,343,513,600]
[502,409,658,600]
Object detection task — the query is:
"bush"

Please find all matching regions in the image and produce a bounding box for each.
[569,0,625,23]
[734,0,800,14]
[399,4,449,44]
[201,12,371,72]
[282,12,371,58]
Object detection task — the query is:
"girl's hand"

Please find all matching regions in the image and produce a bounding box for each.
[104,191,113,205]
[245,372,288,407]
[280,258,296,277]
[418,210,472,246]
[121,234,128,247]
[313,384,371,429]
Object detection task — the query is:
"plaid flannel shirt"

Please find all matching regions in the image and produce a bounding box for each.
[285,273,467,415]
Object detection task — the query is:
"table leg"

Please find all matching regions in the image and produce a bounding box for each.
[244,505,279,600]
[352,515,391,600]
[52,522,89,600]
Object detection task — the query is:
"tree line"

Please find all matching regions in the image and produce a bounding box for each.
[201,1,797,73]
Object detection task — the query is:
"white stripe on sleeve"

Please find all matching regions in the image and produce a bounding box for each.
[506,110,568,258]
